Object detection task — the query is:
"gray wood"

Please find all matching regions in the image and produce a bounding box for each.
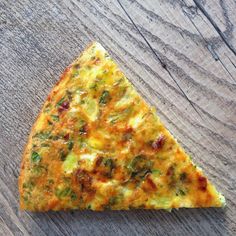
[0,0,236,235]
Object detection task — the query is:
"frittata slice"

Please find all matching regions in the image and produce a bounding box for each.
[19,42,225,211]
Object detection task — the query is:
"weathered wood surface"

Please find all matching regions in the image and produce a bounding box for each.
[0,0,236,235]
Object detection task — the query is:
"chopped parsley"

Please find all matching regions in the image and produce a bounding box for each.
[72,71,80,78]
[55,187,72,199]
[57,97,65,107]
[103,158,115,178]
[31,151,41,164]
[176,189,186,196]
[128,155,153,179]
[60,150,67,161]
[67,140,74,151]
[152,169,162,175]
[34,132,50,140]
[70,191,77,201]
[51,115,59,121]
[99,90,110,105]
[180,172,187,181]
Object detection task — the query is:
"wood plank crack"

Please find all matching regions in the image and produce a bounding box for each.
[193,0,236,57]
[181,0,236,83]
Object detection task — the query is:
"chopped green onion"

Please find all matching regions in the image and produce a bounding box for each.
[57,97,65,107]
[31,151,41,163]
[67,140,74,151]
[34,132,50,140]
[176,189,186,196]
[70,191,77,201]
[55,187,72,199]
[152,169,162,175]
[51,115,59,121]
[99,90,110,105]
[180,172,187,181]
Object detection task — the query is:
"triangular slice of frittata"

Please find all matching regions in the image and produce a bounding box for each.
[19,42,225,211]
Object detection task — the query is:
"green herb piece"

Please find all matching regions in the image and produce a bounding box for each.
[176,189,186,196]
[60,150,67,161]
[79,119,86,126]
[109,115,120,124]
[152,169,162,175]
[67,140,74,151]
[99,90,110,105]
[109,196,117,205]
[31,151,41,164]
[104,158,114,169]
[180,172,187,181]
[128,155,153,179]
[104,196,118,210]
[31,165,47,176]
[49,134,61,140]
[72,71,80,78]
[41,143,50,147]
[108,107,132,124]
[103,158,115,178]
[22,181,35,191]
[57,97,65,107]
[51,115,59,121]
[55,187,72,199]
[89,83,97,90]
[48,179,54,184]
[34,132,50,140]
[70,191,77,201]
[48,120,53,125]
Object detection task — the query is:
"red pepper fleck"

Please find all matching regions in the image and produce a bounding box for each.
[152,134,165,150]
[76,169,92,191]
[125,127,133,133]
[146,176,157,191]
[198,176,207,191]
[166,165,175,176]
[142,174,157,192]
[122,127,133,141]
[95,156,103,167]
[58,101,70,112]
[64,133,69,141]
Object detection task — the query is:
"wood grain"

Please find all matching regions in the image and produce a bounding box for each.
[0,0,235,235]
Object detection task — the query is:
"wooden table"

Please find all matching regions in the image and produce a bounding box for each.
[1,0,236,235]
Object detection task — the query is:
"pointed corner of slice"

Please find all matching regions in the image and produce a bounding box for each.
[18,42,225,211]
